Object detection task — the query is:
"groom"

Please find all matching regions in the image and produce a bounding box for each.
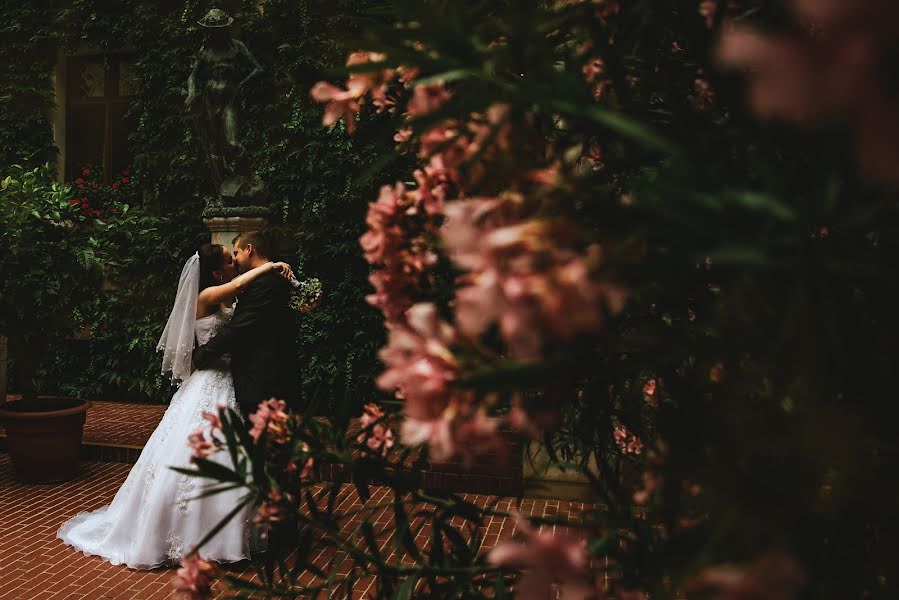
[192,231,296,417]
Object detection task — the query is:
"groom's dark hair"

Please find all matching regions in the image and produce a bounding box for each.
[233,231,272,259]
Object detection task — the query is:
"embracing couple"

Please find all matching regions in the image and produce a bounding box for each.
[58,231,296,569]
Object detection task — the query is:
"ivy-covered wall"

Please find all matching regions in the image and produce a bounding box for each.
[2,0,402,417]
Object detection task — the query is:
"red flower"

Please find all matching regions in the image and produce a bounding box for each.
[75,178,85,185]
[91,183,99,189]
[112,183,119,190]
[81,168,90,175]
[69,198,80,206]
[121,177,130,184]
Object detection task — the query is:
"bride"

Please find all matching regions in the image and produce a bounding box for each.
[58,243,294,569]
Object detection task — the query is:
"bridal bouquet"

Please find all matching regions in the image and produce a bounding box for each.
[287,276,323,313]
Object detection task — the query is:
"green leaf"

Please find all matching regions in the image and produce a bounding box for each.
[393,574,419,600]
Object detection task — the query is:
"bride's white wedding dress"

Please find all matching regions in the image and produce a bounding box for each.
[58,306,257,569]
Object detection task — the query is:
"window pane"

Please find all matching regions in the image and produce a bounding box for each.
[75,58,105,98]
[65,103,105,180]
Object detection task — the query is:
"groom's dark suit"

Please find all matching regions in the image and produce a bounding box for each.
[192,271,296,417]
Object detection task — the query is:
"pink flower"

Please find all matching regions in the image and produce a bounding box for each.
[187,428,215,461]
[357,403,395,457]
[345,51,394,111]
[643,379,656,398]
[488,514,593,600]
[443,208,628,360]
[285,443,315,479]
[254,488,288,539]
[394,127,413,143]
[407,82,451,118]
[400,415,454,461]
[366,269,417,323]
[248,398,290,444]
[359,183,405,264]
[310,81,362,132]
[202,410,221,432]
[614,424,644,455]
[377,303,458,417]
[173,554,217,599]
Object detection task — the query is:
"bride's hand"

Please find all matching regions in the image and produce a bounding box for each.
[271,262,294,281]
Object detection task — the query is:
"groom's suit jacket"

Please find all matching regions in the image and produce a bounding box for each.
[192,271,296,417]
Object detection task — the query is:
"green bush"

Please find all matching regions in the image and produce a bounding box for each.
[0,163,102,401]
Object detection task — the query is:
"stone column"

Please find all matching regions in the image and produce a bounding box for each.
[203,215,269,247]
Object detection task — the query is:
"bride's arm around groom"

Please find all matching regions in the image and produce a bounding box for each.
[192,232,298,417]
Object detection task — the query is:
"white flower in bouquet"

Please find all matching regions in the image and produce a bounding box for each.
[288,276,323,313]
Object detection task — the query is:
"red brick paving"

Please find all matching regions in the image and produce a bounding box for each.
[0,451,592,599]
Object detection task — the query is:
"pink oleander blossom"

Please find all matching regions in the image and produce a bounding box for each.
[442,208,627,360]
[285,444,315,480]
[377,303,458,417]
[401,415,454,461]
[248,398,290,444]
[407,81,452,118]
[394,127,413,143]
[357,403,395,457]
[614,424,644,455]
[359,183,405,264]
[187,428,216,461]
[173,554,217,599]
[201,410,221,432]
[254,488,288,539]
[366,269,418,323]
[488,514,593,600]
[309,82,361,133]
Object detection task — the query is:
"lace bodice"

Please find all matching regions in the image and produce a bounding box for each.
[195,305,234,346]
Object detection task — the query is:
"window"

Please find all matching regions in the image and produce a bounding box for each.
[64,54,137,183]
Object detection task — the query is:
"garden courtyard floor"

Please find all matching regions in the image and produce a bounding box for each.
[0,399,589,599]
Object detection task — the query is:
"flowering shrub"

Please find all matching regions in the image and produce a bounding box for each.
[0,163,103,400]
[181,1,899,598]
[64,163,136,220]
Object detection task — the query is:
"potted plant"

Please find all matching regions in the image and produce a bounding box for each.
[0,163,102,483]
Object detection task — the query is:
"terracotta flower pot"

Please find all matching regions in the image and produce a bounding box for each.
[0,396,91,483]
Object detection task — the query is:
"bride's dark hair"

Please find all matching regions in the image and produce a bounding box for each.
[198,243,226,291]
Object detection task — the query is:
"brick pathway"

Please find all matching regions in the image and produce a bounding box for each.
[0,452,589,599]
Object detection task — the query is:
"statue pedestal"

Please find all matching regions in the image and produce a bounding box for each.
[203,216,268,247]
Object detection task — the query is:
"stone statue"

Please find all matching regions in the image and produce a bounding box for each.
[186,8,269,215]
